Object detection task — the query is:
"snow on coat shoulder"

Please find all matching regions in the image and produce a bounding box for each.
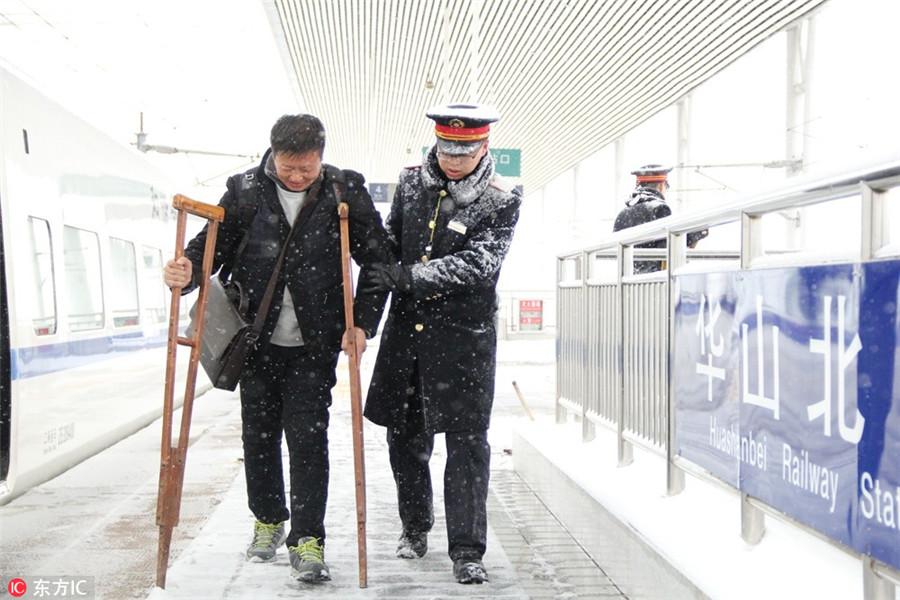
[489,173,515,193]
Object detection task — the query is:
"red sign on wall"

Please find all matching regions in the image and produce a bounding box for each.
[519,299,543,330]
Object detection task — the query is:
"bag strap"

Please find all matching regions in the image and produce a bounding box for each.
[249,176,324,334]
[220,171,260,281]
[324,165,346,204]
[331,180,344,207]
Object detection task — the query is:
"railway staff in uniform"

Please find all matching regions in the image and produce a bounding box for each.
[162,114,391,584]
[358,103,522,584]
[612,164,707,273]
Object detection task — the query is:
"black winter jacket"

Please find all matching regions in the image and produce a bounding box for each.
[183,150,392,358]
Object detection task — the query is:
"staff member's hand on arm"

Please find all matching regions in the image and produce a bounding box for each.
[358,263,410,294]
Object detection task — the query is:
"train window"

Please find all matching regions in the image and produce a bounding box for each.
[886,188,900,251]
[26,217,58,336]
[63,226,104,332]
[140,247,167,324]
[109,238,139,327]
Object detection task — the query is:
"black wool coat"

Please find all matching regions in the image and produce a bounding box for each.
[612,186,672,274]
[612,186,671,235]
[183,150,392,358]
[364,150,521,433]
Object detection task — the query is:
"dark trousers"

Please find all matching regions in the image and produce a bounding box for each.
[239,344,338,547]
[386,366,491,561]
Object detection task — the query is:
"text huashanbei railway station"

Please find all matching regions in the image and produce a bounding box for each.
[673,259,900,568]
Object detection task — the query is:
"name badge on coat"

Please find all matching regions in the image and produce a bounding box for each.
[447,220,467,234]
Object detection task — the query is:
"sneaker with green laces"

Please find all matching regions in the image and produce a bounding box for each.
[246,520,286,562]
[289,537,331,582]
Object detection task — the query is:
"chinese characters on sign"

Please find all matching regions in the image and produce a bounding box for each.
[519,299,543,330]
[674,262,900,568]
[6,576,95,598]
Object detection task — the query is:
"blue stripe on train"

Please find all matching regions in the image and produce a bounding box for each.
[11,330,170,380]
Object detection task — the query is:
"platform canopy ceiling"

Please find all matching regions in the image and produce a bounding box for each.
[265,0,826,193]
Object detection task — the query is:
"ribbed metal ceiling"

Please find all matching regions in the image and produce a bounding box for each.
[265,0,827,193]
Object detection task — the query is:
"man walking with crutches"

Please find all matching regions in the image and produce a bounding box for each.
[163,114,391,584]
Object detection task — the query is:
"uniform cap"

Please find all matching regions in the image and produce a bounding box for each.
[426,103,499,155]
[631,164,673,183]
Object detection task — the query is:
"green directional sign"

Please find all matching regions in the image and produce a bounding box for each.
[489,148,521,177]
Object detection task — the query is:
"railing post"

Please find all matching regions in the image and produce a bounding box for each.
[582,250,596,442]
[616,243,633,466]
[863,557,895,600]
[555,256,567,424]
[860,181,884,261]
[666,231,685,495]
[740,493,765,545]
[740,211,762,270]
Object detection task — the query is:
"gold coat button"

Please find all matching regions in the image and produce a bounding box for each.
[415,323,424,332]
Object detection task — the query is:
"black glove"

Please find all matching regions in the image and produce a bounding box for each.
[687,228,709,248]
[359,263,411,294]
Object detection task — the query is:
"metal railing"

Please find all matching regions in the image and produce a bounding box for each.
[556,156,900,599]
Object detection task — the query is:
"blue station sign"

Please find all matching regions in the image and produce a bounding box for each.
[673,260,900,568]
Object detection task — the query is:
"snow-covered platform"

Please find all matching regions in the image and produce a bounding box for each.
[1,337,624,599]
[3,334,866,599]
[513,413,865,600]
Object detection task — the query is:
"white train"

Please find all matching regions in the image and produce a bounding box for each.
[0,66,193,504]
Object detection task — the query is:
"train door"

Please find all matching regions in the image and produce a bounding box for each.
[0,192,9,482]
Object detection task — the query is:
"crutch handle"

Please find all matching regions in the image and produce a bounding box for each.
[173,194,225,222]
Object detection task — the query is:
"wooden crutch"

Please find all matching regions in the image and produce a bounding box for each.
[156,194,224,589]
[337,201,368,588]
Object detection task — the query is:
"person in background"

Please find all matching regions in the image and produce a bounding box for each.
[162,114,391,584]
[358,103,522,585]
[612,164,707,273]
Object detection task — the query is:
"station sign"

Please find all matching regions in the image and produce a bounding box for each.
[672,260,900,570]
[489,148,521,177]
[368,182,392,203]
